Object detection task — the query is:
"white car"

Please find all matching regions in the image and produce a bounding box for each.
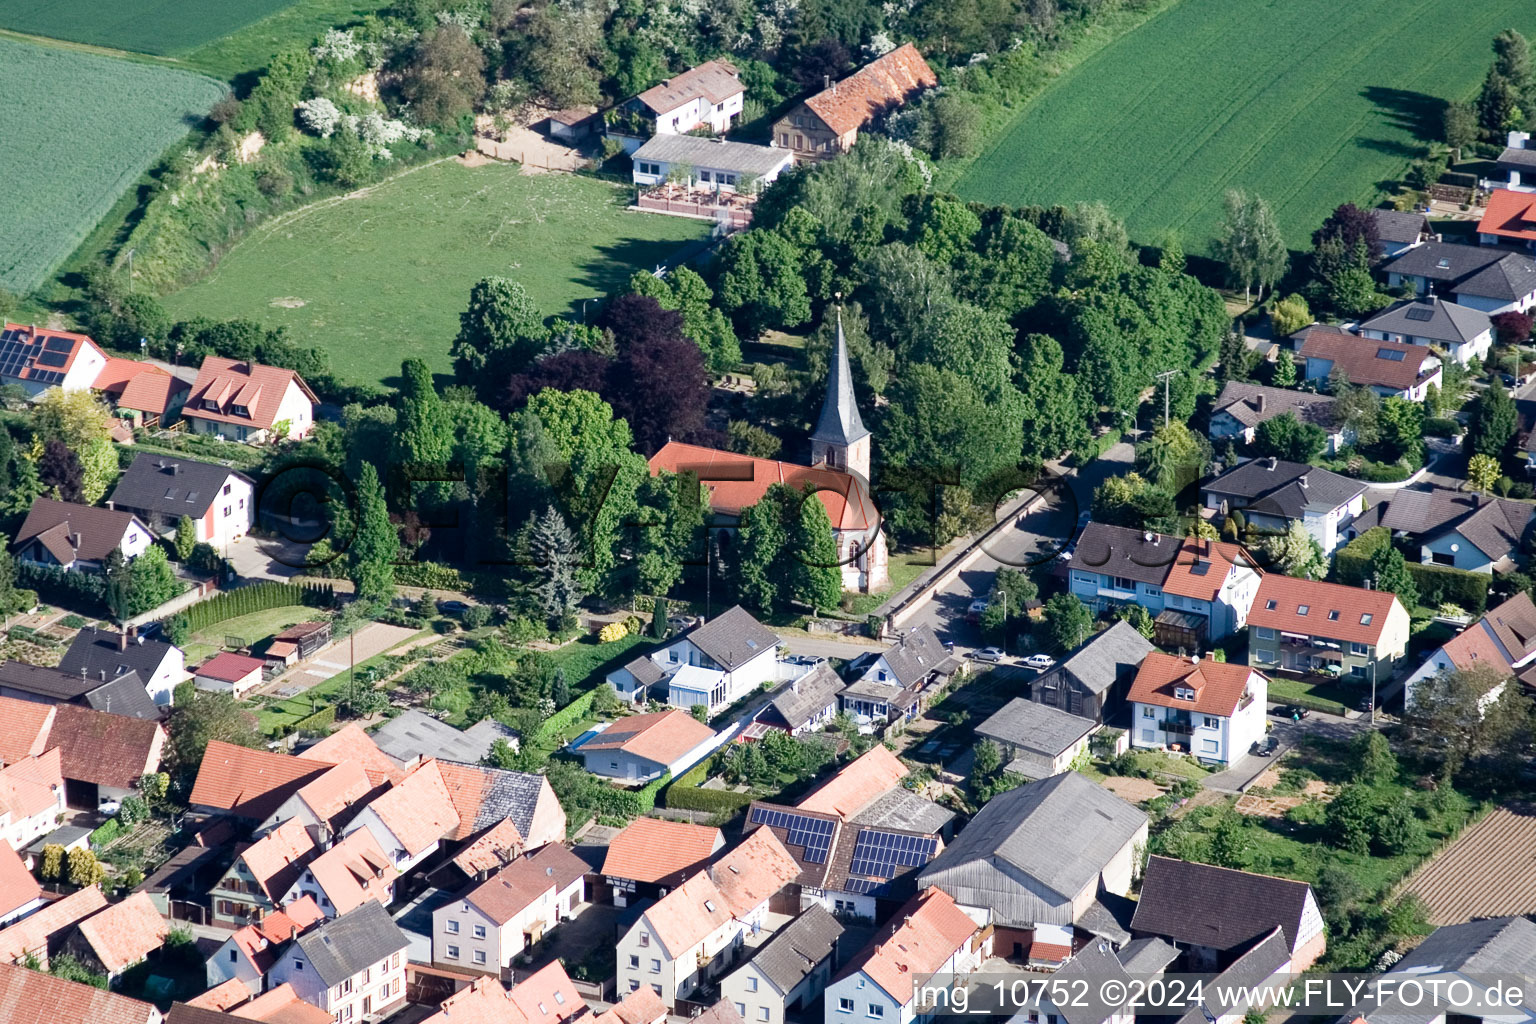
[98,800,122,816]
[1022,653,1056,671]
[970,647,1006,663]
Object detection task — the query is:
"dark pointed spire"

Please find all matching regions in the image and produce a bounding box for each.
[811,309,869,447]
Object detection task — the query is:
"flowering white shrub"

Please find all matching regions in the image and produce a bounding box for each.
[864,32,897,58]
[313,28,362,64]
[296,97,343,138]
[341,111,432,159]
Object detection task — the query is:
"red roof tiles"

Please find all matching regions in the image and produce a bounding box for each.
[361,758,460,856]
[601,817,722,883]
[197,652,265,684]
[649,442,879,532]
[1478,189,1536,244]
[92,358,189,416]
[0,960,157,1024]
[1247,575,1401,646]
[186,357,316,432]
[0,696,55,764]
[1297,328,1438,392]
[839,887,976,1004]
[189,742,333,820]
[47,703,165,790]
[298,723,404,787]
[0,885,105,966]
[579,709,715,767]
[74,891,168,974]
[803,44,936,136]
[1127,652,1265,717]
[798,745,907,819]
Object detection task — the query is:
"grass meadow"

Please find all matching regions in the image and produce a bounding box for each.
[954,0,1536,249]
[0,37,225,294]
[162,161,709,387]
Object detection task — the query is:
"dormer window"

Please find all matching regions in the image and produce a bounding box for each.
[202,398,220,411]
[1174,686,1195,701]
[230,404,249,417]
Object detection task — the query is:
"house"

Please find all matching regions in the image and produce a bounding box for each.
[546,108,596,142]
[1034,939,1135,1024]
[840,625,958,725]
[0,842,45,927]
[433,842,587,973]
[204,896,325,996]
[0,660,160,720]
[823,887,987,1024]
[722,905,843,1024]
[210,819,317,927]
[1069,526,1264,647]
[1496,129,1536,193]
[592,985,669,1024]
[0,695,53,766]
[615,829,799,1008]
[916,772,1148,967]
[1246,575,1410,682]
[266,900,409,1022]
[772,44,936,163]
[58,627,184,709]
[436,759,566,851]
[611,60,744,151]
[975,699,1097,780]
[264,622,331,669]
[1403,591,1536,710]
[609,606,783,713]
[1201,457,1366,554]
[601,817,724,906]
[188,742,332,822]
[182,357,316,444]
[1381,241,1536,315]
[1026,620,1155,724]
[1369,488,1536,573]
[578,709,716,784]
[0,884,107,969]
[64,891,168,984]
[1169,928,1291,1024]
[254,759,374,840]
[194,652,266,699]
[1296,326,1441,401]
[0,746,66,850]
[1477,188,1536,252]
[746,662,844,739]
[48,703,165,811]
[1127,653,1268,765]
[1346,916,1536,1024]
[0,960,162,1024]
[279,827,399,919]
[345,757,460,872]
[1207,382,1345,454]
[108,454,255,552]
[1357,297,1493,366]
[631,135,793,192]
[0,324,108,397]
[180,980,249,1013]
[296,724,403,787]
[91,359,189,429]
[1131,855,1325,971]
[368,709,516,768]
[14,498,154,571]
[1368,208,1429,257]
[421,961,587,1024]
[800,746,952,835]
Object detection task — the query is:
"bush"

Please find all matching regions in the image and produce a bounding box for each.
[1406,561,1489,615]
[461,604,492,630]
[394,562,466,589]
[664,785,753,814]
[290,705,337,734]
[599,621,628,643]
[1422,417,1461,438]
[537,689,598,741]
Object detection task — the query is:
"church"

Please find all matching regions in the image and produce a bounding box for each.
[648,316,890,592]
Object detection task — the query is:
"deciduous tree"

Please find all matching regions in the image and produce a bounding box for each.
[453,278,548,400]
[399,25,486,126]
[1214,190,1287,302]
[1253,412,1326,463]
[1041,593,1093,654]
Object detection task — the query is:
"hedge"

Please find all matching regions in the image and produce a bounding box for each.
[636,772,670,814]
[394,562,466,590]
[291,705,337,734]
[1423,418,1461,438]
[176,581,333,633]
[19,562,107,611]
[664,785,754,814]
[537,689,598,742]
[1335,528,1391,587]
[1405,562,1489,615]
[89,819,121,848]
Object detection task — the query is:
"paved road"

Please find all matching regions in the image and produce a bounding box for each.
[782,635,886,661]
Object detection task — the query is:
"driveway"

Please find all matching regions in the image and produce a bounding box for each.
[223,533,310,582]
[270,622,420,696]
[1203,704,1376,792]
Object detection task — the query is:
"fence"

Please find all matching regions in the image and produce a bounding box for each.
[636,192,754,229]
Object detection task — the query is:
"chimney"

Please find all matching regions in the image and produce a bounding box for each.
[1255,394,1266,413]
[99,669,107,680]
[1299,474,1309,489]
[106,500,114,511]
[823,74,831,91]
[1206,651,1216,659]
[1266,457,1278,471]
[119,630,128,652]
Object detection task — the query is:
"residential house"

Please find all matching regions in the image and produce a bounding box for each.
[615,829,799,1009]
[436,759,567,852]
[1131,855,1325,971]
[1367,208,1429,257]
[1069,526,1264,646]
[823,887,988,1024]
[839,625,958,725]
[1246,575,1410,683]
[179,981,249,1014]
[1496,129,1536,193]
[610,60,744,151]
[1347,916,1536,1024]
[722,905,843,1024]
[344,757,460,872]
[266,900,409,1023]
[437,819,525,892]
[1357,298,1494,366]
[279,827,399,920]
[1033,939,1135,1024]
[91,359,189,429]
[1169,928,1292,1024]
[592,985,668,1024]
[296,724,404,787]
[0,323,108,397]
[1477,188,1536,252]
[746,662,844,739]
[975,699,1097,780]
[204,897,326,997]
[1403,592,1536,710]
[14,498,154,571]
[607,605,782,711]
[1207,382,1345,454]
[368,710,517,769]
[0,960,162,1024]
[800,746,954,836]
[194,652,265,699]
[420,962,587,1024]
[57,627,184,708]
[182,357,316,444]
[0,842,45,927]
[0,885,107,969]
[0,660,160,720]
[432,842,587,973]
[0,695,52,766]
[209,819,317,927]
[631,136,793,192]
[578,709,716,784]
[108,454,255,552]
[1367,488,1536,573]
[64,891,168,984]
[1381,240,1536,314]
[188,742,332,823]
[1027,620,1155,724]
[1296,326,1441,401]
[1127,653,1268,765]
[221,982,333,1023]
[0,746,66,850]
[771,44,935,163]
[916,772,1149,967]
[601,817,724,906]
[1201,457,1366,554]
[48,703,165,811]
[254,759,375,842]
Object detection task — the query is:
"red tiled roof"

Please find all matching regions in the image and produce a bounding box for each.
[0,885,106,965]
[237,819,317,900]
[1127,652,1265,717]
[803,44,936,136]
[0,746,64,821]
[636,60,741,114]
[298,723,404,787]
[1297,328,1438,391]
[232,982,333,1024]
[48,702,164,790]
[601,817,722,883]
[641,870,733,955]
[591,986,667,1024]
[0,323,102,385]
[464,855,559,924]
[649,442,879,533]
[1247,575,1401,646]
[424,963,587,1024]
[579,709,715,767]
[1162,538,1263,602]
[306,828,398,916]
[0,695,55,764]
[189,742,333,819]
[838,887,976,1004]
[185,977,250,1011]
[0,960,157,1024]
[294,760,373,824]
[452,818,525,877]
[1478,189,1536,244]
[185,356,316,431]
[798,745,907,819]
[228,897,325,976]
[196,651,266,683]
[1439,621,1511,674]
[710,828,798,917]
[92,358,189,416]
[362,758,460,856]
[74,891,168,974]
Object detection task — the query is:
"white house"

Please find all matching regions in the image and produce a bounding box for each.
[267,900,409,1022]
[610,60,744,152]
[0,844,44,928]
[721,906,843,1024]
[1402,592,1536,713]
[57,627,184,708]
[1201,457,1366,554]
[1381,241,1536,316]
[0,748,65,852]
[632,135,794,192]
[108,453,256,552]
[280,826,400,920]
[343,758,460,873]
[255,760,374,842]
[193,651,266,699]
[1494,129,1536,193]
[0,323,108,397]
[577,709,718,784]
[1296,326,1442,402]
[433,843,587,974]
[607,606,782,713]
[13,498,154,572]
[1357,298,1494,367]
[182,356,316,444]
[1127,652,1268,765]
[204,896,326,997]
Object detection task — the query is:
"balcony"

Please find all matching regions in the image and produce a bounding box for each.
[1160,718,1193,736]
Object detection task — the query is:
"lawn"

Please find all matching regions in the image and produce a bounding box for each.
[1266,673,1359,715]
[0,37,225,294]
[162,162,710,386]
[183,604,320,664]
[953,0,1536,250]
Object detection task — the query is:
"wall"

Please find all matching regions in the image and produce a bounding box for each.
[1419,530,1494,573]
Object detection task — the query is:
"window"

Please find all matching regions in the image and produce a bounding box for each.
[1297,604,1310,616]
[794,134,803,149]
[1144,585,1162,597]
[1350,642,1367,655]
[295,961,305,971]
[639,933,650,947]
[1202,716,1217,729]
[1201,739,1219,754]
[629,956,640,969]
[446,920,459,934]
[1072,571,1097,585]
[1255,627,1274,640]
[446,946,459,959]
[779,133,788,146]
[699,171,711,183]
[1265,599,1277,610]
[1141,729,1155,743]
[869,1005,885,1018]
[652,985,663,996]
[1351,665,1366,678]
[736,1006,746,1018]
[748,978,758,993]
[223,505,231,517]
[1174,686,1195,701]
[1360,613,1373,625]
[630,981,641,993]
[1112,576,1136,591]
[651,959,661,974]
[223,483,231,495]
[1431,551,1455,566]
[611,762,619,770]
[472,925,486,939]
[1254,649,1276,665]
[1142,706,1155,718]
[339,1009,353,1023]
[229,950,237,962]
[760,1009,770,1021]
[474,951,487,965]
[556,993,566,1006]
[392,954,400,970]
[840,999,854,1014]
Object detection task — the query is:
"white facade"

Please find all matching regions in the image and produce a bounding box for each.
[631,146,792,192]
[610,635,781,712]
[344,807,439,874]
[1500,131,1534,193]
[200,473,256,550]
[205,933,266,996]
[188,379,313,444]
[194,663,263,699]
[431,880,571,973]
[1131,674,1267,766]
[823,940,988,1024]
[269,942,407,1022]
[616,911,744,1009]
[648,92,741,137]
[0,767,64,851]
[1358,325,1493,368]
[724,955,832,1024]
[139,646,185,707]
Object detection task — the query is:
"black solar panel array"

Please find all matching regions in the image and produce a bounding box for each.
[847,829,938,878]
[0,330,69,385]
[751,806,835,864]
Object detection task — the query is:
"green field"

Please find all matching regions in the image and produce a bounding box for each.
[0,0,289,56]
[0,38,226,294]
[954,0,1536,250]
[162,162,711,386]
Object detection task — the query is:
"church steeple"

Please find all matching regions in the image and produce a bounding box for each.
[810,308,870,481]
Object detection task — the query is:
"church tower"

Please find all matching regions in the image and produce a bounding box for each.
[810,311,870,482]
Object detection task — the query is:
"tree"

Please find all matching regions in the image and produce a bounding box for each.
[40,843,63,881]
[792,494,844,615]
[398,25,486,126]
[1059,201,1129,253]
[1466,382,1518,459]
[1270,352,1297,387]
[716,229,812,337]
[1403,665,1526,777]
[630,472,704,599]
[1209,811,1250,868]
[348,462,397,605]
[67,847,106,887]
[1443,100,1478,154]
[726,420,782,459]
[1374,793,1426,855]
[1492,310,1534,347]
[1369,543,1418,609]
[1325,783,1377,854]
[1468,453,1503,494]
[38,438,83,503]
[174,515,196,561]
[982,568,1038,637]
[1253,412,1327,463]
[1214,190,1287,302]
[915,91,982,159]
[1116,602,1155,639]
[527,505,584,626]
[1134,421,1210,493]
[1091,473,1176,530]
[1018,334,1092,464]
[1041,593,1093,654]
[165,692,262,780]
[605,308,712,455]
[393,359,454,496]
[103,548,132,623]
[453,278,548,399]
[1263,520,1328,580]
[1312,203,1383,267]
[128,546,179,615]
[1351,730,1399,786]
[737,487,792,614]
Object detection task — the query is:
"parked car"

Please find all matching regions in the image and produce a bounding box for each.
[1271,703,1309,721]
[785,654,827,668]
[970,647,1006,663]
[436,599,470,617]
[1502,373,1517,387]
[1021,653,1056,671]
[97,800,121,816]
[966,599,989,624]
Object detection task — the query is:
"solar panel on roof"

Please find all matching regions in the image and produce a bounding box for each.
[1404,306,1435,322]
[43,336,73,352]
[36,351,67,368]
